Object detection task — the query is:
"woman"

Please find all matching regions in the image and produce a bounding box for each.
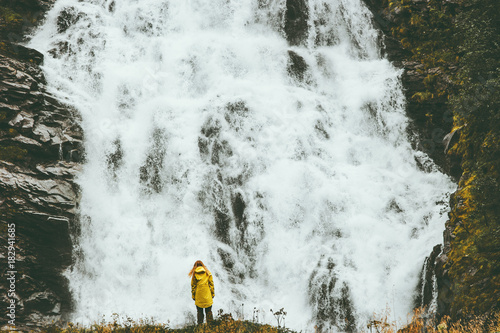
[188,260,214,325]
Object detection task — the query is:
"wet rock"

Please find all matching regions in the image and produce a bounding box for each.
[414,244,442,309]
[36,161,82,179]
[442,126,463,179]
[57,7,85,34]
[315,121,330,140]
[106,139,123,178]
[434,250,453,316]
[284,0,309,46]
[380,35,412,63]
[443,126,463,154]
[401,61,456,176]
[32,124,59,143]
[309,257,356,332]
[24,291,60,315]
[224,100,249,132]
[108,1,116,13]
[199,116,233,167]
[0,2,81,327]
[199,117,222,161]
[0,0,55,47]
[287,50,308,82]
[0,162,79,213]
[217,247,235,271]
[139,128,167,194]
[215,207,231,244]
[217,247,246,284]
[232,192,246,231]
[0,209,73,327]
[8,111,34,129]
[5,135,42,148]
[231,191,251,245]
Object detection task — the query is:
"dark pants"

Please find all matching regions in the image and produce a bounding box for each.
[196,305,213,325]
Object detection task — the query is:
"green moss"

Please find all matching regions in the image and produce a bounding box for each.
[0,222,8,234]
[386,0,459,146]
[6,128,18,136]
[411,91,434,103]
[0,6,23,36]
[389,1,456,63]
[0,145,27,161]
[0,5,29,40]
[446,120,500,316]
[0,6,23,24]
[0,111,9,122]
[388,0,457,101]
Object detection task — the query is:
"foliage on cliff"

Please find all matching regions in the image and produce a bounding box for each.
[0,3,32,41]
[386,0,499,319]
[380,0,460,171]
[444,0,500,317]
[388,0,458,82]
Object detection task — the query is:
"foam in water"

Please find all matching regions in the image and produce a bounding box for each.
[29,0,455,331]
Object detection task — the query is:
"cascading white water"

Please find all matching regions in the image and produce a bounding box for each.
[30,0,456,331]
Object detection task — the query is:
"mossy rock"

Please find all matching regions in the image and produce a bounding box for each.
[0,111,11,123]
[0,145,28,161]
[0,6,24,38]
[0,6,23,24]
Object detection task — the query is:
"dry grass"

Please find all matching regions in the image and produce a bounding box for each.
[364,308,500,333]
[2,309,498,333]
[11,313,294,333]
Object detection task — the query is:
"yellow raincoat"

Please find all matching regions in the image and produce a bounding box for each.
[191,266,214,308]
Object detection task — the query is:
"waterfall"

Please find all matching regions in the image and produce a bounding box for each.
[29,0,455,331]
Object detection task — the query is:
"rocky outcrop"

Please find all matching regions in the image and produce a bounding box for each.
[287,50,308,83]
[364,0,500,321]
[401,62,460,178]
[0,0,82,329]
[284,0,309,46]
[363,0,460,178]
[309,257,356,333]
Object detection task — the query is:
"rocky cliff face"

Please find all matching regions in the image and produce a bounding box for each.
[363,0,460,178]
[0,0,83,329]
[364,0,499,321]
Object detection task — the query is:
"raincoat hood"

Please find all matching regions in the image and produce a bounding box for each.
[195,266,206,280]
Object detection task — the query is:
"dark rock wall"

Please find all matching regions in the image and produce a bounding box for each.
[363,0,499,321]
[284,0,309,46]
[364,0,459,177]
[1,0,82,329]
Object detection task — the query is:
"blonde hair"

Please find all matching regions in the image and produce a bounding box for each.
[188,260,211,278]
